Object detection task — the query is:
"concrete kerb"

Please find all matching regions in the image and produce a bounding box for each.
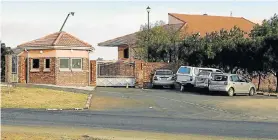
[257,92,278,97]
[85,94,93,109]
[14,83,95,94]
[46,93,93,111]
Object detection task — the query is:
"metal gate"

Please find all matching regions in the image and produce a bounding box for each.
[96,60,135,87]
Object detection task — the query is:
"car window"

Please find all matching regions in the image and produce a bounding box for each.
[216,70,222,72]
[198,71,210,76]
[156,71,173,75]
[212,75,228,81]
[199,69,213,72]
[238,76,247,82]
[230,75,240,82]
[178,67,191,74]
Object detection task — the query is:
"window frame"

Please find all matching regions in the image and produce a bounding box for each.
[31,58,40,72]
[59,58,70,71]
[71,58,83,71]
[44,58,51,72]
[123,48,129,58]
[12,56,18,74]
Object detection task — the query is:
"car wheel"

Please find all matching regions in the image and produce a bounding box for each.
[170,85,175,89]
[180,85,184,92]
[227,88,234,96]
[249,88,255,96]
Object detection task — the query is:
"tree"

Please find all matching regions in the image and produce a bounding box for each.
[135,21,183,62]
[1,42,12,82]
[250,14,278,91]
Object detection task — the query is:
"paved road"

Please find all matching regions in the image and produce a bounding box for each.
[2,88,278,139]
[2,108,278,139]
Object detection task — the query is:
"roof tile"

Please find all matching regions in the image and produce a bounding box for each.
[18,31,92,48]
[169,13,255,36]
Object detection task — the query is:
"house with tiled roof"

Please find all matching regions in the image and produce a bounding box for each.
[5,31,94,86]
[98,13,256,60]
[168,13,255,37]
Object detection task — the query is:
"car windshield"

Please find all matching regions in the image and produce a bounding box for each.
[178,67,191,74]
[156,70,173,75]
[212,75,228,81]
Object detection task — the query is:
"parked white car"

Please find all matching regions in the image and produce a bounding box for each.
[195,71,223,89]
[209,73,256,96]
[152,69,175,88]
[176,66,222,91]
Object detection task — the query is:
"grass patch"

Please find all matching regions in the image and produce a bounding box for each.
[1,87,88,109]
[90,95,153,111]
[2,125,274,140]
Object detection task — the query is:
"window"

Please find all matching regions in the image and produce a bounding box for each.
[155,70,173,75]
[216,70,222,73]
[230,75,240,82]
[178,67,191,74]
[198,71,210,76]
[45,59,50,69]
[72,58,82,69]
[60,58,70,69]
[124,48,129,58]
[32,59,40,69]
[212,75,228,81]
[12,56,17,74]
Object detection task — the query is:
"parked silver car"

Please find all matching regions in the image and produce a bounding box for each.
[152,69,175,88]
[209,73,256,96]
[195,71,223,89]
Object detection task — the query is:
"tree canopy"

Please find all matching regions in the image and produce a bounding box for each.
[135,14,278,92]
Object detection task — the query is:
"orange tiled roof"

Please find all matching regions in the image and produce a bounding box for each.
[18,31,92,48]
[169,13,256,36]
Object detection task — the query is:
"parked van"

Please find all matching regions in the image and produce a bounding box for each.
[176,66,222,91]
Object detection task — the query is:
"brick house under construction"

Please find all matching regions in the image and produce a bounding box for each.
[5,31,94,86]
[98,13,256,60]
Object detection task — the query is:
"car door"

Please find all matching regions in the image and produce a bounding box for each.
[230,75,243,93]
[239,76,251,93]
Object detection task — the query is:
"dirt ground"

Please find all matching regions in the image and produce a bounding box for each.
[2,125,273,140]
[1,87,88,109]
[90,95,155,111]
[220,98,278,111]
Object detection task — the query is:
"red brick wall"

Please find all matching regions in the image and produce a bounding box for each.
[29,57,56,84]
[18,56,26,83]
[90,60,96,86]
[143,62,170,84]
[56,58,89,86]
[252,74,277,92]
[134,60,170,87]
[98,62,134,77]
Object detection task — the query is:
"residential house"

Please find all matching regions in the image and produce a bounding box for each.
[5,31,94,86]
[98,13,256,60]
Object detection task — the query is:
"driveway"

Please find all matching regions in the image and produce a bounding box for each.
[93,87,278,122]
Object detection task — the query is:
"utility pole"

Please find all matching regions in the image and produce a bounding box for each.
[59,12,75,32]
[146,6,151,61]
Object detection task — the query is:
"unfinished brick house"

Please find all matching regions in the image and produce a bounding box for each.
[98,13,255,60]
[5,31,94,86]
[96,13,272,88]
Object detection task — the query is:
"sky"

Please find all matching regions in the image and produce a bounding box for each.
[1,1,278,60]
